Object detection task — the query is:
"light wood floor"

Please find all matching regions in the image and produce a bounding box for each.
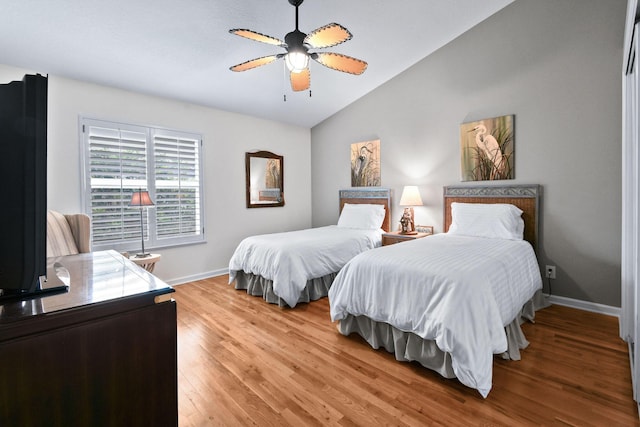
[174,275,639,426]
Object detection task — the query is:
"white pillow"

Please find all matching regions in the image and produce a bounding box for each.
[337,203,386,230]
[448,202,524,240]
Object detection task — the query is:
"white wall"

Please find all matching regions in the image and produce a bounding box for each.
[311,0,625,306]
[0,63,311,285]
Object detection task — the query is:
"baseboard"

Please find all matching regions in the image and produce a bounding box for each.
[548,294,620,318]
[167,268,228,286]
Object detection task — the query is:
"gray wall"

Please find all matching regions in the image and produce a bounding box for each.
[310,0,625,307]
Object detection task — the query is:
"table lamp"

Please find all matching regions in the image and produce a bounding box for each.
[129,189,155,258]
[399,185,423,235]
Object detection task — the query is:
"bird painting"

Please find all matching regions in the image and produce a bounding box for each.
[460,115,514,181]
[471,123,505,179]
[350,139,381,187]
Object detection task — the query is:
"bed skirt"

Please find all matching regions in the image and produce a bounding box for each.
[337,291,548,379]
[234,271,336,308]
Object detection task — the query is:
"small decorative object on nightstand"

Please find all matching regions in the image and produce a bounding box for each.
[415,225,434,235]
[130,253,162,273]
[382,231,430,246]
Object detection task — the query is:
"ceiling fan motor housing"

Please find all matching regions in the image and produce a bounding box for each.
[285,29,308,54]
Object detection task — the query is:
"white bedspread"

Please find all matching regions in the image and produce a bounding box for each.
[329,233,542,397]
[229,225,383,307]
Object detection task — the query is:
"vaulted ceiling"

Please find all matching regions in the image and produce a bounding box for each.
[1,0,514,128]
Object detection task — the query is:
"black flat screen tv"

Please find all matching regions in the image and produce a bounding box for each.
[0,74,64,301]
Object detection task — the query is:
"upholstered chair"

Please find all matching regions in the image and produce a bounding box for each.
[46,210,91,257]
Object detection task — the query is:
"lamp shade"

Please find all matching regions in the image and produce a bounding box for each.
[129,190,155,207]
[399,186,423,206]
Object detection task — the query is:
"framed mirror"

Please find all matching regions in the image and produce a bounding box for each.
[245,151,284,208]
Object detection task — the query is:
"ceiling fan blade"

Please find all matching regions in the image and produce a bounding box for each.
[304,23,352,49]
[229,29,284,46]
[230,55,279,72]
[290,68,310,92]
[311,52,367,75]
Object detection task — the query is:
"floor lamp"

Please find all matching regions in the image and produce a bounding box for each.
[129,189,155,258]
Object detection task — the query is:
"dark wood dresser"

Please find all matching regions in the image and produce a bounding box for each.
[0,250,177,426]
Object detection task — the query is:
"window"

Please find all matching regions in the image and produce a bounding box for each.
[80,118,204,252]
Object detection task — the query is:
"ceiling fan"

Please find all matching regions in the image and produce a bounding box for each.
[229,0,367,93]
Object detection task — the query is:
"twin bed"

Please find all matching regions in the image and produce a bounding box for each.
[229,184,543,397]
[229,188,391,307]
[330,184,543,397]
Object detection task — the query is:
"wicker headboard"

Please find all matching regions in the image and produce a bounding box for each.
[443,185,541,251]
[339,188,392,232]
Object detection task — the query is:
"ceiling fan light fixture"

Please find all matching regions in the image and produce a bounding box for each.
[285,52,309,73]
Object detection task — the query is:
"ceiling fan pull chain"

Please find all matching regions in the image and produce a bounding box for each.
[283,60,287,102]
[309,90,312,97]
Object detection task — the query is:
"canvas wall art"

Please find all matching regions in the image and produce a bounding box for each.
[460,115,514,181]
[351,139,381,187]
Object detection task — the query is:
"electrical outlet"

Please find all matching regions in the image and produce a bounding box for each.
[545,265,556,279]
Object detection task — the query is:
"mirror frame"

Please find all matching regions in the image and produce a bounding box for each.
[245,150,284,208]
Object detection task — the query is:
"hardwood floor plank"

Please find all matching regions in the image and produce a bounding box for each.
[175,276,639,426]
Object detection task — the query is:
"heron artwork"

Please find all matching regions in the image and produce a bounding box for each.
[460,115,514,181]
[472,124,505,179]
[350,139,381,187]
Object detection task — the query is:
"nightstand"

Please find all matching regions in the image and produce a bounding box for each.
[130,253,162,273]
[382,231,431,246]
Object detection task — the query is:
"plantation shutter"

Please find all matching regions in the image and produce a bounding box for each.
[86,123,148,244]
[153,132,202,240]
